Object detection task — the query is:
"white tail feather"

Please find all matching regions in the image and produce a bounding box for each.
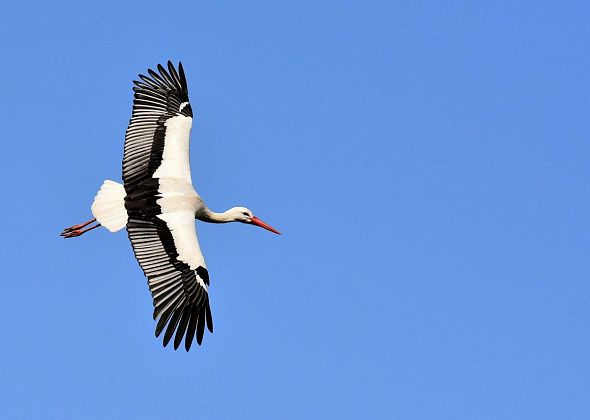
[91,180,127,232]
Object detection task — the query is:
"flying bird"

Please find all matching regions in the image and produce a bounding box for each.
[61,61,280,351]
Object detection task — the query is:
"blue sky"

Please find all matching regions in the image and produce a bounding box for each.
[1,1,589,418]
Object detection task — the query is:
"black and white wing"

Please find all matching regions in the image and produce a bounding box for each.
[123,61,193,188]
[126,214,213,351]
[122,61,213,350]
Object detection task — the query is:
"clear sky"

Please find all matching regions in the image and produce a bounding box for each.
[1,1,588,418]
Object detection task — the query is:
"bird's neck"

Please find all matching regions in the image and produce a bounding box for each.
[197,208,234,223]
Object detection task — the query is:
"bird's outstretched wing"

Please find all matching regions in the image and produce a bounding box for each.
[123,60,193,188]
[127,214,213,351]
[122,62,212,350]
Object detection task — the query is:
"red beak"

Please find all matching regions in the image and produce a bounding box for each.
[250,216,281,235]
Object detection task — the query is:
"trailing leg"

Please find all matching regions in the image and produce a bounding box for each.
[61,219,101,238]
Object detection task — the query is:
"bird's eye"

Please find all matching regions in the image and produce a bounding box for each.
[242,212,249,216]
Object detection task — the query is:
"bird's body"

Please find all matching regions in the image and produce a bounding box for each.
[62,61,279,351]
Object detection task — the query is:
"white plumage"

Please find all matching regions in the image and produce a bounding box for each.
[91,180,126,232]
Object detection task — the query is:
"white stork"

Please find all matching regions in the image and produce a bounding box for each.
[61,61,280,351]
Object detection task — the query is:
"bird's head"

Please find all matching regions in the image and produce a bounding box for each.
[228,207,281,235]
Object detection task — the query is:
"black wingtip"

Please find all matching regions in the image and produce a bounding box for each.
[167,60,175,73]
[173,308,191,350]
[178,62,188,94]
[196,305,206,345]
[206,302,214,333]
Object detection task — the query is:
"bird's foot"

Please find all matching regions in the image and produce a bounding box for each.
[60,219,100,238]
[61,229,82,238]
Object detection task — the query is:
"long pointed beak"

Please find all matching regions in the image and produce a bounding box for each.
[250,216,281,235]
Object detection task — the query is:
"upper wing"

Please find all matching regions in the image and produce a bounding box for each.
[122,61,194,190]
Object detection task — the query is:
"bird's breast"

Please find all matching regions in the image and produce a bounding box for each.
[156,177,200,214]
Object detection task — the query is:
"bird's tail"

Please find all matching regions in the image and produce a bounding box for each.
[91,180,127,232]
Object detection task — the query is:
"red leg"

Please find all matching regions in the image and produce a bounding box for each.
[62,218,96,233]
[61,220,101,238]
